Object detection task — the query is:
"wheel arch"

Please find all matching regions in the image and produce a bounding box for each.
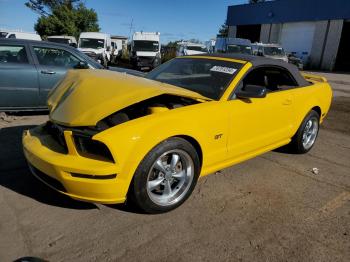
[175,135,203,169]
[311,106,321,118]
[292,104,322,138]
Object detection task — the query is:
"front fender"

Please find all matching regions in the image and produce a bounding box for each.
[93,102,228,196]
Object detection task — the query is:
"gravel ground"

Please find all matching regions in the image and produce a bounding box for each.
[0,72,349,262]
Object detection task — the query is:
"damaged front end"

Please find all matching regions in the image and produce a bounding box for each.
[23,69,211,203]
[43,94,202,163]
[94,94,200,131]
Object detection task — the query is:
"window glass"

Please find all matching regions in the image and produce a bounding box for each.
[146,58,243,100]
[0,45,28,63]
[227,45,252,55]
[79,38,104,49]
[34,47,80,68]
[241,67,298,92]
[264,47,285,56]
[8,34,16,39]
[133,41,159,52]
[186,45,207,52]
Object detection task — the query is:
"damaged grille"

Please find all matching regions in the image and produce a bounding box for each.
[43,121,113,162]
[44,121,68,153]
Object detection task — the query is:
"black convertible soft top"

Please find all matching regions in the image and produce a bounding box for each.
[195,53,309,87]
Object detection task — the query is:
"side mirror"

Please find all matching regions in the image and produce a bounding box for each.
[236,84,267,99]
[70,43,77,48]
[74,61,89,69]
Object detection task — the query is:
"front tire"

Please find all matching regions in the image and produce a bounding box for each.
[129,138,200,213]
[289,110,320,154]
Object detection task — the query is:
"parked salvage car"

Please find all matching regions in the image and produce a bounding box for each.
[23,54,332,213]
[0,38,103,111]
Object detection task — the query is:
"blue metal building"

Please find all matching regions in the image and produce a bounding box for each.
[226,0,350,71]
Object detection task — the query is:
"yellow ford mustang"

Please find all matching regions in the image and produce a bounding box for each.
[23,54,332,213]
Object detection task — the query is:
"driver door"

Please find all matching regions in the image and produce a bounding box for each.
[31,45,82,106]
[226,67,297,159]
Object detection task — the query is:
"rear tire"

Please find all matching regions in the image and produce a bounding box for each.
[129,138,200,214]
[288,110,320,154]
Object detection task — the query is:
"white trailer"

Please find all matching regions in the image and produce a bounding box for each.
[130,32,161,70]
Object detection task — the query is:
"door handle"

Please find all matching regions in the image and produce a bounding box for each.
[41,70,56,75]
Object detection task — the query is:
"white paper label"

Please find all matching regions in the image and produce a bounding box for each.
[210,66,237,75]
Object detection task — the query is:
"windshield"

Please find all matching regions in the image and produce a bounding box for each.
[264,46,285,56]
[48,38,70,44]
[227,44,252,55]
[133,40,159,52]
[186,46,207,52]
[146,58,242,100]
[79,38,105,49]
[0,32,8,38]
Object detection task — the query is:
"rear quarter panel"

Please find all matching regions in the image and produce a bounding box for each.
[291,79,332,134]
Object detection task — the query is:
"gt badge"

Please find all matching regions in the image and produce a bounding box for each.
[214,134,223,140]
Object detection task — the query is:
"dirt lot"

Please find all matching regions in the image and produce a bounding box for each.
[0,72,349,262]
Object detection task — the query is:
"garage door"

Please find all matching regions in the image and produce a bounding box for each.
[280,22,316,64]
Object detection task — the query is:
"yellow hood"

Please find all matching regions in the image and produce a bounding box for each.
[48,69,210,126]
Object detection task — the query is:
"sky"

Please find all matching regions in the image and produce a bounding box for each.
[0,0,247,43]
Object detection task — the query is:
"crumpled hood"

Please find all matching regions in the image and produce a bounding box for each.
[48,69,210,127]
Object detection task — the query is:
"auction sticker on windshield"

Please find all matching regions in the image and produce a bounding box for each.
[210,66,237,75]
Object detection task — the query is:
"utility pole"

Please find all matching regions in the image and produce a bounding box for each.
[129,18,134,39]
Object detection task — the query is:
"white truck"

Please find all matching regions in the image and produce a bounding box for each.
[4,31,41,41]
[130,32,161,70]
[176,41,208,56]
[78,32,112,66]
[47,35,77,47]
[110,35,128,64]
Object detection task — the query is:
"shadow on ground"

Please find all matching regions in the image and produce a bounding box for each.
[0,125,96,210]
[6,110,49,116]
[105,201,147,215]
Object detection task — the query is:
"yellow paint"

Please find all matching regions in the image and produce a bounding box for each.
[23,56,333,204]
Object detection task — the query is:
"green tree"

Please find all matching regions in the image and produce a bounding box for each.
[218,22,228,37]
[25,0,99,39]
[165,41,179,48]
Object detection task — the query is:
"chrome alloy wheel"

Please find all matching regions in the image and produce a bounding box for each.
[146,149,194,206]
[302,118,319,150]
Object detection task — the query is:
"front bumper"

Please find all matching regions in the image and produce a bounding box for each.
[131,56,155,68]
[22,125,126,204]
